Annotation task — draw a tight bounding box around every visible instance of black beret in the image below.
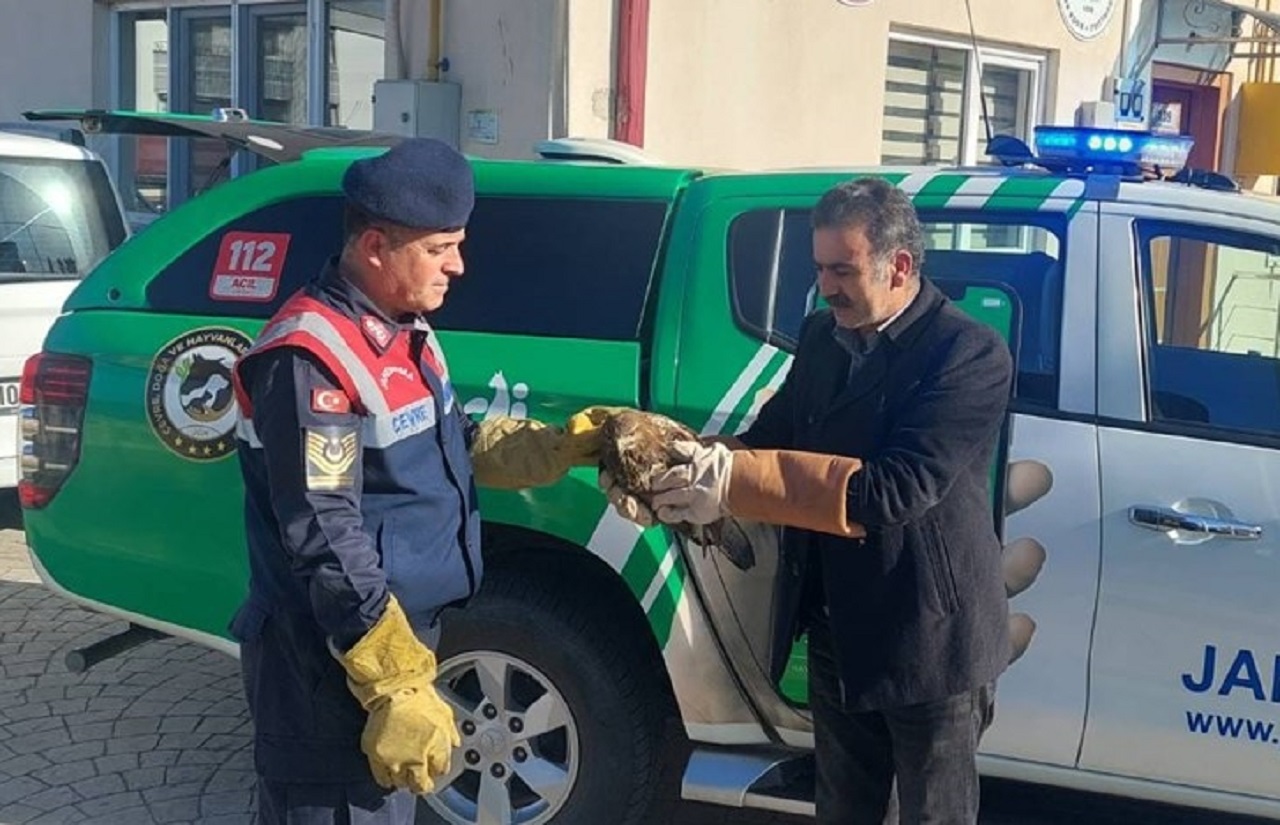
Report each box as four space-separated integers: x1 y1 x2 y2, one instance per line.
341 138 475 230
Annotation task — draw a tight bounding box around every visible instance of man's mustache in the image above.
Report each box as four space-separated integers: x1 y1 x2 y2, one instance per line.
823 293 852 308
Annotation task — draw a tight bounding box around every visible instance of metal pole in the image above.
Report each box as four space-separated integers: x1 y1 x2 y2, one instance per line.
1153 34 1280 43
1120 0 1133 75
307 0 326 126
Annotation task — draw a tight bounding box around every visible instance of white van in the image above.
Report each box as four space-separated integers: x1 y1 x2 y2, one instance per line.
0 130 128 491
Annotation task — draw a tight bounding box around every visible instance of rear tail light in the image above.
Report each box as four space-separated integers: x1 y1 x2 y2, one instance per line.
18 353 92 509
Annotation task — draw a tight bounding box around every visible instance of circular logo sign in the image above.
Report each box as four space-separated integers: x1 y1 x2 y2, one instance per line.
1058 0 1117 40
146 327 252 461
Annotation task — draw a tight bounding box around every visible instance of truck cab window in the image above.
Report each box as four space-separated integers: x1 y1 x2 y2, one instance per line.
1139 221 1280 440
729 208 1065 408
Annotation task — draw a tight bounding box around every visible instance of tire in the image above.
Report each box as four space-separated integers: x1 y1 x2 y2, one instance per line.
417 564 671 825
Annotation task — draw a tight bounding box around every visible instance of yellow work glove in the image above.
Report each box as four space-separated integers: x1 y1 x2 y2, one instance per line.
469 405 631 489
339 595 460 795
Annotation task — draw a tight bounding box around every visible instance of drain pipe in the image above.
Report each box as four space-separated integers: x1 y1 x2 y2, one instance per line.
613 0 650 146
427 0 445 80
386 0 404 79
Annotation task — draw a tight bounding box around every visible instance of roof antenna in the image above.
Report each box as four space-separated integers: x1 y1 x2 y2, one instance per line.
963 0 994 152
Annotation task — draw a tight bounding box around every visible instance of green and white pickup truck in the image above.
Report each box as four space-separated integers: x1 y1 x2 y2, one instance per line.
20 110 1280 824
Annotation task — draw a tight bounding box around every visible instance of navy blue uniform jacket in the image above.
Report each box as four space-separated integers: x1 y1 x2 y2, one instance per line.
228 260 482 783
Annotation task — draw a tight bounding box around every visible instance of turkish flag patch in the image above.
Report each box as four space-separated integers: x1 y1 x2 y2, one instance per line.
311 388 351 414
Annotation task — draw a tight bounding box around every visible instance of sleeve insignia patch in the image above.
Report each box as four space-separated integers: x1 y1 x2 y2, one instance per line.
305 427 359 491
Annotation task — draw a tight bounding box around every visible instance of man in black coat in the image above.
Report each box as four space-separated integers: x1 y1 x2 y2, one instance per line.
605 177 1013 824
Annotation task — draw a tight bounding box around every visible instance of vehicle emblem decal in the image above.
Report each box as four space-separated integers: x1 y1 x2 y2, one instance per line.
145 327 252 461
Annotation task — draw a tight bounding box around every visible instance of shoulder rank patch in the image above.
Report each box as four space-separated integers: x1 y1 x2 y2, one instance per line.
361 315 392 349
305 426 358 491
311 388 351 414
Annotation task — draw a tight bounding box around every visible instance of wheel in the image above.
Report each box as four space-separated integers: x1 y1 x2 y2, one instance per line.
418 566 670 825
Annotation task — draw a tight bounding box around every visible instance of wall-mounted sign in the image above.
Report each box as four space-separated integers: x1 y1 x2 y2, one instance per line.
1113 76 1149 126
466 110 499 145
1058 0 1117 40
1151 101 1184 135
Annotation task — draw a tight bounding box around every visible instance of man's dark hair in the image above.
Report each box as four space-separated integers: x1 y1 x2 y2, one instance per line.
811 177 925 275
343 203 379 246
343 203 462 247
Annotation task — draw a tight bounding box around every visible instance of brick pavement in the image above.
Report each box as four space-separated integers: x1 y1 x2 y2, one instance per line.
0 500 798 825
0 520 255 825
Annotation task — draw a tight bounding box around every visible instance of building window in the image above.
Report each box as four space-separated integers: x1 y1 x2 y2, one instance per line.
115 11 171 224
327 0 385 129
191 18 233 104
110 1 385 217
172 9 234 203
881 35 1043 167
247 6 309 127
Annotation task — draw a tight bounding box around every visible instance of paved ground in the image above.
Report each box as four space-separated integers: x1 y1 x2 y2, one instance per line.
0 517 255 823
0 495 1272 825
0 498 788 825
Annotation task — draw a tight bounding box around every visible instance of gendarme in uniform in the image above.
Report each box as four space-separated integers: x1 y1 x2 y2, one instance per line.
230 138 481 824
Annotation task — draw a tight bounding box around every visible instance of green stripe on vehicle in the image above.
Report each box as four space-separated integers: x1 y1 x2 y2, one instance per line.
700 343 779 436
633 341 784 647
640 540 679 613
1048 179 1089 217
621 529 673 600
943 176 1007 207
645 550 687 647
909 175 971 209
722 347 792 436
875 172 911 187
985 176 1064 209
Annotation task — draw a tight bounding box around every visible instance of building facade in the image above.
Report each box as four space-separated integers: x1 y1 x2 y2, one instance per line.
2 0 1279 226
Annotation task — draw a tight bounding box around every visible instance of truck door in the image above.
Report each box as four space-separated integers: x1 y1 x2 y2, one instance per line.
666 175 1104 765
1080 202 1280 802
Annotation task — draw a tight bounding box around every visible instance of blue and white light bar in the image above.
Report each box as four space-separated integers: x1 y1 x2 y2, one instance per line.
1033 126 1195 172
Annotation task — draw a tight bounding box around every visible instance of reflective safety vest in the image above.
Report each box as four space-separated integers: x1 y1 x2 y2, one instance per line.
232 286 482 631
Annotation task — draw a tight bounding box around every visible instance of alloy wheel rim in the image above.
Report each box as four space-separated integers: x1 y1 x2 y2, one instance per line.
426 651 580 825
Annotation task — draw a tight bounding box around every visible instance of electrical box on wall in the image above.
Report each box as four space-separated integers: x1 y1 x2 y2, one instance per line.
373 80 462 147
1075 100 1117 129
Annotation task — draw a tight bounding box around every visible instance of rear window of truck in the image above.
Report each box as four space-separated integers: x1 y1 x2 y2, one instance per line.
145 194 669 341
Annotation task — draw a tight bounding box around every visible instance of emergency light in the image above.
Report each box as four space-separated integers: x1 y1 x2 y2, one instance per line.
1031 126 1195 174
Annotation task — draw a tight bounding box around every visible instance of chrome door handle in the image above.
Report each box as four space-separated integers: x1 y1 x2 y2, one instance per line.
1129 506 1263 540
